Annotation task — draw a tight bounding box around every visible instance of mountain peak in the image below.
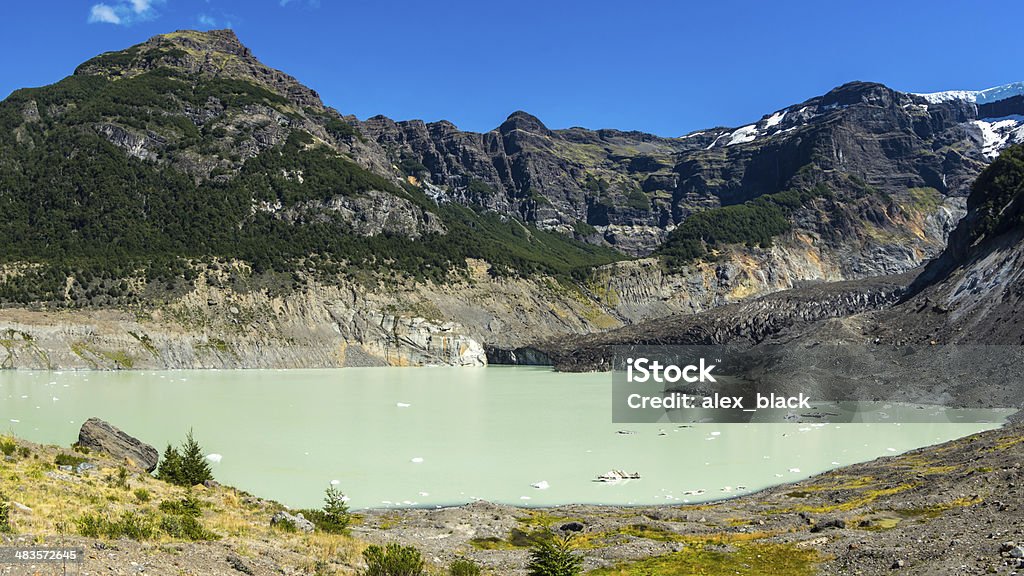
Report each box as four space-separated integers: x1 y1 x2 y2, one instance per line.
499 110 550 135
152 29 251 58
73 28 323 109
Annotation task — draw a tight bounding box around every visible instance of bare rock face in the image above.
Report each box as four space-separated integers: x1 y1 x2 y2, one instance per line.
77 418 159 473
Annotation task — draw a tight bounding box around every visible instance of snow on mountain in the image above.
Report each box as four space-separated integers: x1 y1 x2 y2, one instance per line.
914 82 1024 105
973 116 1024 159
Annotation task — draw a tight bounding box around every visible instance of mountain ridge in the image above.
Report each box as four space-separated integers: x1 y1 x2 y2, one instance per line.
0 28 1018 368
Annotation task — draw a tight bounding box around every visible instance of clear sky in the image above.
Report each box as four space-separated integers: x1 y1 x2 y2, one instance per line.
1 0 1021 136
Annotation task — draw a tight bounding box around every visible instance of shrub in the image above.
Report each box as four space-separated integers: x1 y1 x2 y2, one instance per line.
362 543 425 576
133 488 151 502
526 535 583 576
0 494 11 533
0 437 15 457
158 494 202 517
449 558 481 576
54 453 88 467
156 430 213 487
75 511 156 541
159 513 217 541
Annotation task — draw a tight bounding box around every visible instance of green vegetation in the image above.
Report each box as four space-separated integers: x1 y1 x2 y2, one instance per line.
658 185 830 269
155 431 213 487
76 510 156 540
526 535 583 576
0 493 11 533
296 485 351 534
362 542 426 576
54 453 88 468
587 541 819 576
967 144 1024 243
448 558 482 576
76 496 217 542
0 62 623 303
0 437 16 457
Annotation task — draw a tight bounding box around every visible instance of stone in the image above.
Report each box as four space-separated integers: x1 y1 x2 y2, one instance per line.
76 418 159 473
891 559 905 569
270 511 314 533
560 521 585 532
226 553 254 575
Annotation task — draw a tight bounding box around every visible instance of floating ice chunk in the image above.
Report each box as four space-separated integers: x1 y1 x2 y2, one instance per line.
710 431 721 436
330 480 340 486
52 397 59 402
418 491 429 497
9 419 19 423
789 468 801 473
886 448 897 452
531 480 550 490
396 402 411 408
205 454 222 463
831 461 841 466
520 496 531 500
411 457 424 463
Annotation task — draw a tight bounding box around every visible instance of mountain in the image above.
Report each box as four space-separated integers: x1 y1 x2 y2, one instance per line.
548 145 1024 392
0 28 1020 368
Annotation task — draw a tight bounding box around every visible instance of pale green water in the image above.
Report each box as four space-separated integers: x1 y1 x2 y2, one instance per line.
0 367 1007 510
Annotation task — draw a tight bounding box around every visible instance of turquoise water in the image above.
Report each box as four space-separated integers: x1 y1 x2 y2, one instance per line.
0 367 1006 509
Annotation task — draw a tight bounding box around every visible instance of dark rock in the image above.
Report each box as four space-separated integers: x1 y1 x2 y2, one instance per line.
560 521 585 532
76 418 159 473
226 553 254 575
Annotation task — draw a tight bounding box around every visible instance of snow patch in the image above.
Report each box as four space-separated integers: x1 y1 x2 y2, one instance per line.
726 125 759 146
915 81 1024 105
764 111 786 128
973 116 1024 158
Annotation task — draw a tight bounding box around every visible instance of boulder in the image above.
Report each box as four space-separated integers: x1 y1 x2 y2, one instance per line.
270 511 315 533
76 418 159 473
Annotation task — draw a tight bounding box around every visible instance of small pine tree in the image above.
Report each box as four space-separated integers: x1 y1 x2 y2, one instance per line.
156 444 182 484
526 535 583 576
362 543 425 576
179 430 213 487
321 485 350 534
156 431 213 487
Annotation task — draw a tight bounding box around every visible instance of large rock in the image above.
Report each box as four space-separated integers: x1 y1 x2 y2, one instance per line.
270 511 315 533
77 418 159 472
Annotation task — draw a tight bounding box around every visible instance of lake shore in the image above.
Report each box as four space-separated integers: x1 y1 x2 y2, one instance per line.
3 422 1023 574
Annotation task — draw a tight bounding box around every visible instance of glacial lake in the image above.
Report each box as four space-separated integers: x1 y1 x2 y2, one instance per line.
0 367 1009 510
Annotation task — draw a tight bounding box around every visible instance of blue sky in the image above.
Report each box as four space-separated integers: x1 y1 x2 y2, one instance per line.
1 0 1021 136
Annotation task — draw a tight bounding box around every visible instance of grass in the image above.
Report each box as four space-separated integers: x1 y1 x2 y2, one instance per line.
0 437 364 572
587 541 820 576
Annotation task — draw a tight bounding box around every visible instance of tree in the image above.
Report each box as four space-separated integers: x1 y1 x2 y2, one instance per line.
179 430 213 486
156 444 182 484
362 543 425 576
526 535 583 576
155 430 213 487
320 485 351 534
